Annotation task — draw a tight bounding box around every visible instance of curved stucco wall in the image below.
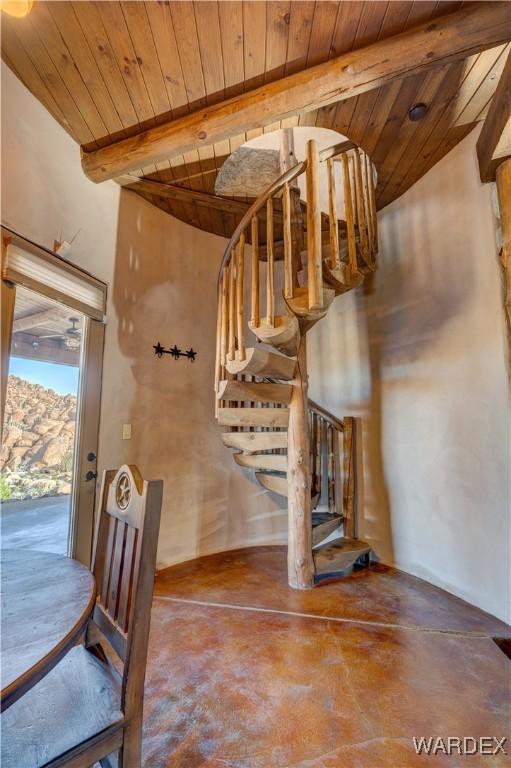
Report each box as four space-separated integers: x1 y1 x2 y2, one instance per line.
308 128 510 623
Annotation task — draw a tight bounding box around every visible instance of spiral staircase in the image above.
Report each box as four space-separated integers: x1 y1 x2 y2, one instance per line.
213 137 378 589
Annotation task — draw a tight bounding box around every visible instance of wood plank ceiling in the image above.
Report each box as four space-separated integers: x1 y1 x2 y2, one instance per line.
2 1 508 240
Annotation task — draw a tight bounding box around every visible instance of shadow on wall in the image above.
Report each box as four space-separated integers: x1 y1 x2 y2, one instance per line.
99 190 287 570
357 185 471 559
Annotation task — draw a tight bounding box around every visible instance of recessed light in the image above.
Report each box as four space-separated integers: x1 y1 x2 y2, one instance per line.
408 103 428 122
0 0 33 17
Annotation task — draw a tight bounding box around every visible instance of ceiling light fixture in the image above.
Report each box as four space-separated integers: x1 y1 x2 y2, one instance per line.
0 1 33 18
408 103 428 122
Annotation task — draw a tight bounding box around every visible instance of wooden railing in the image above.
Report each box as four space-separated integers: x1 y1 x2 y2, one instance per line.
309 403 357 538
214 139 378 396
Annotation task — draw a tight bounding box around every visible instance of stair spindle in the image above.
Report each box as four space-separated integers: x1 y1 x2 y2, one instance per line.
214 283 222 407
341 152 357 277
354 148 370 265
327 424 335 516
250 215 260 327
306 139 323 310
228 252 236 361
266 197 275 327
366 154 378 257
237 231 246 361
327 158 340 271
343 417 355 538
361 152 374 261
283 181 293 299
220 267 228 367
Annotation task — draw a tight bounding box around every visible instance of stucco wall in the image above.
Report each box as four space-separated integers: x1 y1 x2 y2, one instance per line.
1 63 119 285
1 63 287 569
308 128 510 623
99 190 286 569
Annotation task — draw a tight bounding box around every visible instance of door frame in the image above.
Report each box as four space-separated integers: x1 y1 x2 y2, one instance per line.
1 227 107 565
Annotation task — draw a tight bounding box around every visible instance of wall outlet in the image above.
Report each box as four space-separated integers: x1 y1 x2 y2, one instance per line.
122 423 132 440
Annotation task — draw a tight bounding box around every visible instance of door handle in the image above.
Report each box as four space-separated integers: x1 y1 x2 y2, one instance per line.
85 470 98 482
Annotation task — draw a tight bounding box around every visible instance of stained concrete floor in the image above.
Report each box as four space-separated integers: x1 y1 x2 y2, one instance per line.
0 495 69 553
144 546 511 768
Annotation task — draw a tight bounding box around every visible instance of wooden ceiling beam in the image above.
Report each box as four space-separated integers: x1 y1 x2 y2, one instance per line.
477 50 511 182
123 177 283 221
81 3 511 183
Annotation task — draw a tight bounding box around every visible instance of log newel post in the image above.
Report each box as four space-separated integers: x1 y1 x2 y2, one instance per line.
496 158 511 350
287 336 314 589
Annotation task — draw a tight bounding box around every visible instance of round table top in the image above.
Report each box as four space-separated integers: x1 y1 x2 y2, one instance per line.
1 549 96 711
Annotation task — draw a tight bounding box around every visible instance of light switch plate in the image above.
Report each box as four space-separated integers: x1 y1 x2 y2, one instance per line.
122 423 132 440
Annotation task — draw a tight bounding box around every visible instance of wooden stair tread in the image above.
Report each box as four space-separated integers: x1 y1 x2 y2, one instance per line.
217 407 289 428
313 537 371 576
226 347 296 380
218 379 292 405
256 472 288 497
311 516 343 547
286 286 335 316
284 287 336 333
322 263 364 295
222 431 288 452
249 315 300 357
234 453 287 472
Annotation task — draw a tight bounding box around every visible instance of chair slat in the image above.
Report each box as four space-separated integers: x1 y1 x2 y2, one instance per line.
117 526 138 633
108 520 127 621
101 516 118 606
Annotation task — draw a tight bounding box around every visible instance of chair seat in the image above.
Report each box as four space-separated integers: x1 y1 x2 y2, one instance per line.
1 645 123 768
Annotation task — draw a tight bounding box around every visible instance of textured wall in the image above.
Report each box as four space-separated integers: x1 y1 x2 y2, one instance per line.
1 64 287 569
0 63 119 285
308 128 510 623
98 190 287 569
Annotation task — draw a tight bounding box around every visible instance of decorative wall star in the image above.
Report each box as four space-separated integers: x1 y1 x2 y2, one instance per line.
153 343 198 362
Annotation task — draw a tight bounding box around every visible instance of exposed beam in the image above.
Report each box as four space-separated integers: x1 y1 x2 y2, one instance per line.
123 178 258 218
123 177 284 222
81 3 511 183
477 50 511 182
11 332 80 367
12 308 63 334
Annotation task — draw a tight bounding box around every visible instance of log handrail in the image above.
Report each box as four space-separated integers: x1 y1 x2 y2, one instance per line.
216 139 355 290
308 398 346 432
214 136 378 406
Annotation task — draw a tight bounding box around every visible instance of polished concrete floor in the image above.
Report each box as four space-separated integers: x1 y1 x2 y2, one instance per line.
0 496 69 553
144 546 511 768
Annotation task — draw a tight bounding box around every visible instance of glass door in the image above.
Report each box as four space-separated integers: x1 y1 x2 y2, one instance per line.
1 228 106 565
1 286 83 554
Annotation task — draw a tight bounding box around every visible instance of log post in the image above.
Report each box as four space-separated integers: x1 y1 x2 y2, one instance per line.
287 336 314 589
496 158 511 348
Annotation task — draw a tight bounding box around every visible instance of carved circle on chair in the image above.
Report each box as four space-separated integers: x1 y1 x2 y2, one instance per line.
116 472 132 510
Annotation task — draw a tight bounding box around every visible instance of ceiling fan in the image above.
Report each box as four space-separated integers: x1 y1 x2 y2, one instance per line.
39 317 82 350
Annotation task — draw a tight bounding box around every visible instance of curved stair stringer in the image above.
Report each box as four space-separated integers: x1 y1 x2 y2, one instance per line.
214 137 379 587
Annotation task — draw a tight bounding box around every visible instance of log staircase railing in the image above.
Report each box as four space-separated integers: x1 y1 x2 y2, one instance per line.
215 139 378 392
214 136 378 588
309 403 356 540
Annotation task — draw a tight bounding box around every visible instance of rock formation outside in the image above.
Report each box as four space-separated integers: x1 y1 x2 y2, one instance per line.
1 376 76 501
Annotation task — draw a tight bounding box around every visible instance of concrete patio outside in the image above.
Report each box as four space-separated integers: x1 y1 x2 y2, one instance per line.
0 495 70 554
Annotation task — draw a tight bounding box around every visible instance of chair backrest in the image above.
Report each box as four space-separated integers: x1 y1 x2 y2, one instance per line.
88 465 163 717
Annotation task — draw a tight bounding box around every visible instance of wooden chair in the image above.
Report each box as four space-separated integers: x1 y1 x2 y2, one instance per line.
1 465 163 768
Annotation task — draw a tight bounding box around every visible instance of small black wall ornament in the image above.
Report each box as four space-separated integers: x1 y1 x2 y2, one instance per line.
153 342 197 362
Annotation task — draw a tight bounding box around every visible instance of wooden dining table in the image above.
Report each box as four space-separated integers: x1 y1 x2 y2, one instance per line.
0 548 96 711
